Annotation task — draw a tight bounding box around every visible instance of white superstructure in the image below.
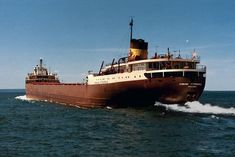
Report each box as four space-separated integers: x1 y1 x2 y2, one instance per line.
87 54 206 85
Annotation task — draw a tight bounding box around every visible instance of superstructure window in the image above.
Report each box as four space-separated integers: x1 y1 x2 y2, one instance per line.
184 72 198 78
199 72 205 78
132 63 146 71
148 61 197 70
164 72 182 77
148 62 159 70
152 72 163 78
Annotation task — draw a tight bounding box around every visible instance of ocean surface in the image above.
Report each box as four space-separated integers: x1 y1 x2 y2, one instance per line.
0 90 235 157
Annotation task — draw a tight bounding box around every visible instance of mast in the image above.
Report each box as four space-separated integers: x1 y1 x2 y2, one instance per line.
39 58 43 68
129 17 133 42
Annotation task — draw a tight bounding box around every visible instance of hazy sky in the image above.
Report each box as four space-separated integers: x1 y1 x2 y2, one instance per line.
0 0 235 90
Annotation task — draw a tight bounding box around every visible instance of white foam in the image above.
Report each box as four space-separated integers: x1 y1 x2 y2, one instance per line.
211 115 220 119
15 95 33 101
155 101 235 115
106 106 112 110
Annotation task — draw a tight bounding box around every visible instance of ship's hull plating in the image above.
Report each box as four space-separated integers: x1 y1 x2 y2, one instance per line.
25 76 206 108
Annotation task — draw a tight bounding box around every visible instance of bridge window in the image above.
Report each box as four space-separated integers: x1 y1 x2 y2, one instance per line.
164 72 183 77
199 72 205 78
184 72 198 78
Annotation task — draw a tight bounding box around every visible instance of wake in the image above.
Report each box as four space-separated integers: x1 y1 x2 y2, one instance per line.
15 95 34 102
15 96 235 115
155 101 235 116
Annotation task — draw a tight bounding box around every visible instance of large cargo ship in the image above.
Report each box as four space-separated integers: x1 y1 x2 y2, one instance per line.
25 19 206 108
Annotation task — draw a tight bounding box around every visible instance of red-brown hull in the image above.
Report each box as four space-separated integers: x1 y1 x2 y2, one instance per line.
25 77 206 108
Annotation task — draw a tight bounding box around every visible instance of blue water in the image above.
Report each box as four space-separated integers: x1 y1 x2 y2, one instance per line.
0 90 235 157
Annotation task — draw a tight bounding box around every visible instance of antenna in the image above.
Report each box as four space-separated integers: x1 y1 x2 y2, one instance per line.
129 17 133 41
